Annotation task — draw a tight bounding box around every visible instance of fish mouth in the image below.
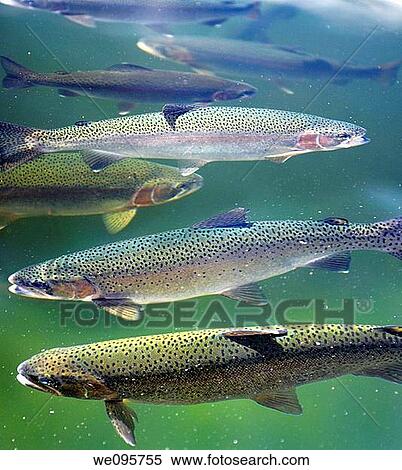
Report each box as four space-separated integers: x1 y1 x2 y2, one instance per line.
346 135 371 147
17 363 62 395
8 282 64 300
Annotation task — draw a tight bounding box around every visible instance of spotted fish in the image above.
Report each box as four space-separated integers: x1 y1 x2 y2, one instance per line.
0 0 260 28
0 104 369 174
0 56 256 115
16 324 402 445
0 152 202 233
8 208 402 320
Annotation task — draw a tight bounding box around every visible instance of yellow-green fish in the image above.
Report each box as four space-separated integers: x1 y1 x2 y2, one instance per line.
0 152 202 233
8 208 402 320
0 104 369 174
16 324 402 446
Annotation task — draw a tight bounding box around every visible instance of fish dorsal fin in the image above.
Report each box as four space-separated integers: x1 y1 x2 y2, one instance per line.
305 251 351 273
117 101 135 116
192 208 251 230
107 63 153 72
103 209 137 234
74 120 91 127
321 217 349 225
81 150 128 172
93 299 143 321
105 400 138 446
64 14 96 28
222 328 287 355
254 388 303 415
221 282 268 306
162 103 201 130
177 159 208 176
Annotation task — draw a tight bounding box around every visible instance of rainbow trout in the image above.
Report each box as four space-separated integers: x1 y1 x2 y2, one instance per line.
16 324 402 445
8 208 402 320
0 105 369 174
0 0 260 27
137 34 402 88
0 56 256 115
0 152 202 233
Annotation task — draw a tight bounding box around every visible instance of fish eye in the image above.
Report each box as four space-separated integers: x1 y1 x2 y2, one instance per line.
337 132 351 139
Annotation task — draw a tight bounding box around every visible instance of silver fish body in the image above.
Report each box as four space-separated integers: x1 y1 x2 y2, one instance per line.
0 0 259 26
8 209 402 320
137 34 402 86
0 56 256 112
0 105 369 173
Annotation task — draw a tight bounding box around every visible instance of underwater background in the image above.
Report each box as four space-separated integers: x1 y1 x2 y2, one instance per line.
0 1 402 450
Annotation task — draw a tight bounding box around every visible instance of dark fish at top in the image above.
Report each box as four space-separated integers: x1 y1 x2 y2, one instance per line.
137 34 402 90
16 324 402 446
0 56 256 115
0 0 260 28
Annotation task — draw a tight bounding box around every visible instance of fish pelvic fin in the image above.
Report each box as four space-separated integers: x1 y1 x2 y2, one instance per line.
254 388 303 415
105 399 138 447
102 209 137 234
1 56 35 89
0 121 41 171
93 298 144 322
376 59 402 86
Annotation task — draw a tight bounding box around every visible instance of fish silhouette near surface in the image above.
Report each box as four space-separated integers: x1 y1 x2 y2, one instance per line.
0 152 202 233
16 324 402 446
0 56 256 115
0 104 369 174
0 0 260 28
8 208 402 321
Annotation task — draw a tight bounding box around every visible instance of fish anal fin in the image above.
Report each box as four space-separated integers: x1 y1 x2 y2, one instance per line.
177 159 208 176
305 252 351 273
64 14 96 28
102 209 137 234
221 282 267 306
354 364 402 384
162 103 201 130
105 399 138 447
222 327 287 355
93 299 143 321
254 388 303 415
81 150 128 172
192 208 251 229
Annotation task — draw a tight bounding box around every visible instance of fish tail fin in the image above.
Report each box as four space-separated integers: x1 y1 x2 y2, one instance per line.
376 59 402 86
1 56 35 89
0 121 41 171
371 216 402 260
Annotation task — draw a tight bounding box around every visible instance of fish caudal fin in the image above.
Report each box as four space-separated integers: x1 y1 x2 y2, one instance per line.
0 121 41 171
376 60 402 86
1 56 34 89
105 400 138 446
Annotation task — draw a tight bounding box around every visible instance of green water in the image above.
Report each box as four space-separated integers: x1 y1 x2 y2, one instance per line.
0 4 401 451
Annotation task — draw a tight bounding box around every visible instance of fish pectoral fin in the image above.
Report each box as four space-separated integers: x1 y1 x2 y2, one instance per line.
81 150 128 172
93 299 143 321
254 388 303 415
192 207 251 229
63 14 96 28
177 159 208 176
222 328 287 355
221 282 268 306
117 102 136 116
162 103 202 130
105 399 138 447
103 209 137 234
58 89 81 98
304 251 351 273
